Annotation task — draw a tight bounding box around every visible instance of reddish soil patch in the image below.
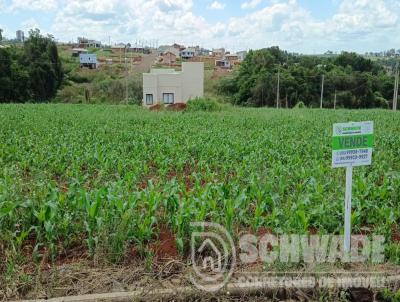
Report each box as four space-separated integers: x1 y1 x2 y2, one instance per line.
256 227 273 237
308 226 318 235
138 180 148 190
150 227 178 260
149 104 162 111
167 169 177 181
167 103 187 111
392 224 400 243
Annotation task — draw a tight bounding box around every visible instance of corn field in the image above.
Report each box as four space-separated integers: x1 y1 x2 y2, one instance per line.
0 104 399 270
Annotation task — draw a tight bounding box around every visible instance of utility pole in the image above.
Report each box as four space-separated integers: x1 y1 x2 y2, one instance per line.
276 67 280 109
320 74 325 109
393 62 399 111
334 89 337 110
125 46 128 105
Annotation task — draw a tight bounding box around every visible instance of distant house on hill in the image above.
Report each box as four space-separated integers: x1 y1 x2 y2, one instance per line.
173 43 185 51
197 47 212 56
162 51 177 65
112 43 150 54
225 54 239 62
79 53 98 69
72 48 88 57
111 43 127 53
237 50 247 61
180 48 196 60
142 62 204 107
158 46 180 57
215 59 230 69
212 48 225 58
77 37 101 48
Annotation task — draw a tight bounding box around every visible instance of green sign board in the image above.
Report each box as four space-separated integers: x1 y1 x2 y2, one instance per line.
332 121 374 168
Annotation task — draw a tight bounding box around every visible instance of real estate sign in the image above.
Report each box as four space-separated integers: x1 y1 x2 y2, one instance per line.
332 121 374 168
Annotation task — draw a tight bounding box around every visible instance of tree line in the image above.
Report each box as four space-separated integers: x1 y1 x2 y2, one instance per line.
0 29 63 103
219 47 397 109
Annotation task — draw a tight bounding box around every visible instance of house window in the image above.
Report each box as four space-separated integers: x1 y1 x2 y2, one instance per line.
163 93 174 104
145 94 153 105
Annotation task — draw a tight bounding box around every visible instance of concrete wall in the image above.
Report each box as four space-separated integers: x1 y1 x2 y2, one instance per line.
142 62 204 107
181 62 204 102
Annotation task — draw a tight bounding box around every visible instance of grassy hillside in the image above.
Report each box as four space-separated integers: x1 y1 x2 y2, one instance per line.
56 45 144 104
56 46 225 104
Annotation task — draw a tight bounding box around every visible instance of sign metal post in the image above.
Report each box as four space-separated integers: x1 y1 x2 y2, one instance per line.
344 164 353 252
332 121 374 253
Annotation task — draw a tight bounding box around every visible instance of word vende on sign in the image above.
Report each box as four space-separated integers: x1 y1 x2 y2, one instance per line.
332 121 374 168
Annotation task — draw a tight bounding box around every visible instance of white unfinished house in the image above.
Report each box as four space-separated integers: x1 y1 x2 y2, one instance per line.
143 62 204 107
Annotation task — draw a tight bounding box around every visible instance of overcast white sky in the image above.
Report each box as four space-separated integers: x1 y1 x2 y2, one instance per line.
0 0 399 54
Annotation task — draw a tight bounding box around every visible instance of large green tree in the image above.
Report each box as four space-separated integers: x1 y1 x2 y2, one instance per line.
0 29 63 103
219 47 394 109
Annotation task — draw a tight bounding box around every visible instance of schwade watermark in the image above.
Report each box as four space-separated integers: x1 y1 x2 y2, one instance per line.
190 222 236 292
190 222 386 292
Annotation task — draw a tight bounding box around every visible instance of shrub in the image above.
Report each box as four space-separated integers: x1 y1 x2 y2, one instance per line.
54 85 82 103
186 97 221 112
293 101 306 109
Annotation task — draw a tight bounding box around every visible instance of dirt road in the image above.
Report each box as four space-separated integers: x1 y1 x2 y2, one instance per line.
134 52 157 73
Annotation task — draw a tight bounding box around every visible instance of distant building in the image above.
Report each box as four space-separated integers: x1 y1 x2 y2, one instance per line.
197 47 212 56
77 37 101 48
212 48 225 58
215 59 231 69
180 47 196 60
225 54 239 61
143 62 204 107
79 53 98 69
16 30 24 42
112 44 150 54
158 45 180 57
173 43 185 51
237 50 247 61
111 43 128 53
72 48 88 57
162 51 177 65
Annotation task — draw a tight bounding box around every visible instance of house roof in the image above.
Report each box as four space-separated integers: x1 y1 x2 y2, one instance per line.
181 47 195 52
112 43 126 48
163 51 176 56
72 48 88 52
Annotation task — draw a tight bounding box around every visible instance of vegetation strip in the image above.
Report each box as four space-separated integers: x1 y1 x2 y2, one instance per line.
11 274 400 302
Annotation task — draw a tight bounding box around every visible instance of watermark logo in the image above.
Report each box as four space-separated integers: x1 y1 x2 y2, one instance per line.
190 222 236 292
190 222 385 292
